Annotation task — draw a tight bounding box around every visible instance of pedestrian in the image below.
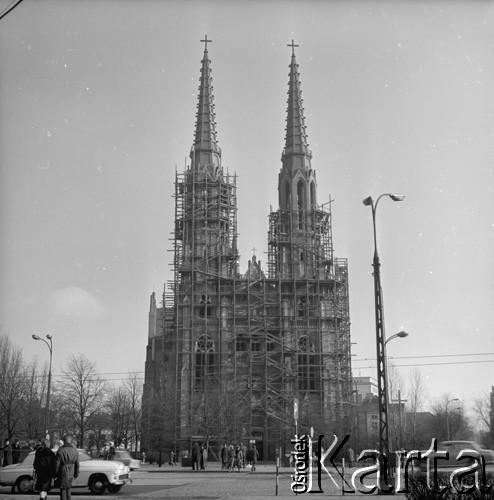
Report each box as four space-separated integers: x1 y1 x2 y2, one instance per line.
2 438 11 467
220 443 228 470
169 450 175 465
347 446 355 468
33 438 56 500
200 445 208 469
248 444 259 472
12 438 21 464
55 434 79 500
191 442 201 471
108 442 115 460
234 445 243 472
242 443 247 468
227 444 235 472
52 439 64 453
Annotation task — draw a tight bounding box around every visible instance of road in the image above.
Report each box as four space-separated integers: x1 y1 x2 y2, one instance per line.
0 463 411 499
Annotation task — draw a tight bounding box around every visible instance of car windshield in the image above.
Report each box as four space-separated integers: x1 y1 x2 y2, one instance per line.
78 451 92 462
23 453 35 466
115 451 131 458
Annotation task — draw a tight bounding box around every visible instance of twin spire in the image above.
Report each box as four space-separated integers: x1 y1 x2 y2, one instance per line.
191 35 221 171
192 36 312 171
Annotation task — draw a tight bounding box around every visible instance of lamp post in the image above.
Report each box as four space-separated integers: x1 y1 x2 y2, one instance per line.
446 398 459 440
32 334 53 437
385 331 409 451
363 192 405 487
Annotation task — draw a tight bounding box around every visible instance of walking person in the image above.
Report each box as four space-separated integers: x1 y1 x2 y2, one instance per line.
55 435 79 500
2 438 11 467
249 444 259 472
347 446 355 468
200 445 208 469
191 442 201 471
234 445 244 472
220 443 228 470
12 438 21 464
33 438 56 500
227 445 235 472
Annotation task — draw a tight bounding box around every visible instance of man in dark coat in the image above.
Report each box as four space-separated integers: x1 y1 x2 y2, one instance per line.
220 444 228 470
34 438 56 499
55 435 79 500
191 442 201 471
11 439 21 464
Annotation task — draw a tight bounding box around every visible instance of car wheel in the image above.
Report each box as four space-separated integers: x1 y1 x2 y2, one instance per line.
16 476 34 494
108 484 122 493
89 474 108 495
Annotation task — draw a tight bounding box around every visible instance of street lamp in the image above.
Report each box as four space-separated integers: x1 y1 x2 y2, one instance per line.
385 331 409 452
446 398 459 440
363 192 405 488
385 330 409 345
32 334 53 438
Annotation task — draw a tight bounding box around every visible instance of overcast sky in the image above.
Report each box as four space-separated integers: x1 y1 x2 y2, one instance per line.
1 0 493 421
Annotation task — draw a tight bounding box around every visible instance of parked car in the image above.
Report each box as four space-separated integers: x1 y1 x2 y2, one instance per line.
112 450 141 470
0 449 131 494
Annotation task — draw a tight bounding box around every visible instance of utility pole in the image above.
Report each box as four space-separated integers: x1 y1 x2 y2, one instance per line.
391 390 407 450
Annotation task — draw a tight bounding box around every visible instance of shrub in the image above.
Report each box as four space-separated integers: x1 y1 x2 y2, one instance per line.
405 472 494 500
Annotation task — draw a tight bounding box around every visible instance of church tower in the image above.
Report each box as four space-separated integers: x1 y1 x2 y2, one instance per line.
142 39 352 461
267 41 351 431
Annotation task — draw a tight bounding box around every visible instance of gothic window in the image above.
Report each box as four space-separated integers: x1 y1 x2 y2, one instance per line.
285 181 291 210
310 181 316 207
297 335 318 393
297 180 305 229
199 294 212 317
297 296 307 317
195 334 216 387
236 337 248 352
252 340 261 352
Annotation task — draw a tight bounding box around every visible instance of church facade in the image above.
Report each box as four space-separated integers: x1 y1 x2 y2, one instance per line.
142 40 352 461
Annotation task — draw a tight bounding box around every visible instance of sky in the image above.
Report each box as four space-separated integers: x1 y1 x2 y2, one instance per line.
0 0 493 423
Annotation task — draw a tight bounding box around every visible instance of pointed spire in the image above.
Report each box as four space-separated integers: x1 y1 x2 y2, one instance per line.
191 35 221 171
283 40 312 166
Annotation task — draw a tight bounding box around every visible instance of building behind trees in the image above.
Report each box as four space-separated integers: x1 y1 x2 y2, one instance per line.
142 40 352 461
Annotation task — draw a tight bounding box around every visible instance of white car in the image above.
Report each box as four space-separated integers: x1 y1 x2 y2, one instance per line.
0 449 131 494
112 450 141 470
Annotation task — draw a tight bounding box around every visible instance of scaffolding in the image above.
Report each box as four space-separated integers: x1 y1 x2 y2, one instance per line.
139 161 352 461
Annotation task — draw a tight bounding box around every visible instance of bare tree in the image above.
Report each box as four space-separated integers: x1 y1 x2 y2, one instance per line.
60 354 106 448
124 370 143 453
430 393 471 441
0 334 28 439
472 392 493 447
106 385 132 448
387 362 405 450
21 358 47 439
406 368 428 448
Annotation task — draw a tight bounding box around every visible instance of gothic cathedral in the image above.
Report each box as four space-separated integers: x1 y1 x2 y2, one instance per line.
142 39 352 461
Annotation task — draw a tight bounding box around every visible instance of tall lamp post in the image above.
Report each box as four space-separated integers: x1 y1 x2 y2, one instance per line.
363 192 405 486
32 334 53 438
446 398 459 440
385 330 409 451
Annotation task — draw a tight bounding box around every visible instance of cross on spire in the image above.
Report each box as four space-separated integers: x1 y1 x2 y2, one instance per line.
201 35 212 51
287 39 299 55
252 247 257 255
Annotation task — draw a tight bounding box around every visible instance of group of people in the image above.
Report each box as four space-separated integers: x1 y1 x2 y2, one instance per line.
2 438 21 466
220 443 259 472
190 442 208 470
32 435 80 500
